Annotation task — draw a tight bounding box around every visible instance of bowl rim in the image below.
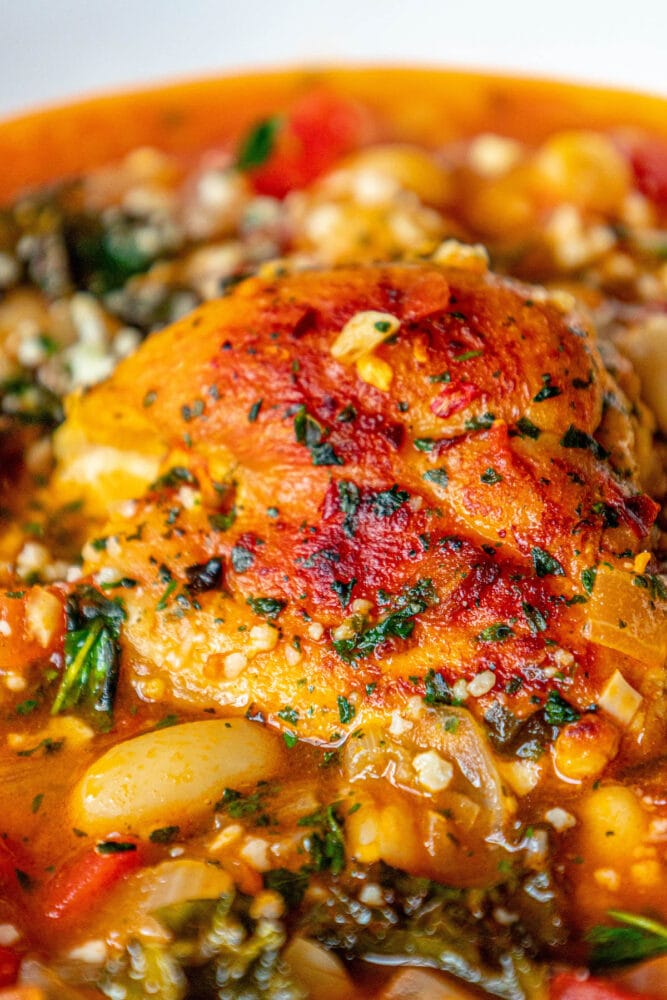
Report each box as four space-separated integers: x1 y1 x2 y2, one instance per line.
2 62 667 202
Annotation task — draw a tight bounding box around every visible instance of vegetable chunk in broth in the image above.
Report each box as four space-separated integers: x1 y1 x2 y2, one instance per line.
0 69 666 1000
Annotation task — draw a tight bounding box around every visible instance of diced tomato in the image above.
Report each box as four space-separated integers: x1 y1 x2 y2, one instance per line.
430 380 480 418
40 839 143 925
0 946 20 988
551 971 659 1000
623 134 667 206
245 88 376 198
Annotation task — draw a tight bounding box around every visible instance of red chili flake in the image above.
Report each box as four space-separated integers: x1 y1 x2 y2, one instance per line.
430 381 480 418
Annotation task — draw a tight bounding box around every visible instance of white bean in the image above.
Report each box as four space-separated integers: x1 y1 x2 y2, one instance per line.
72 718 283 837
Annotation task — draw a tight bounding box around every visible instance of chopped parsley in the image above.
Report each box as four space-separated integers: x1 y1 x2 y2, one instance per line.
413 437 437 452
477 623 514 643
480 467 503 484
337 480 360 537
514 416 542 440
247 399 263 423
423 669 453 706
371 485 409 517
337 695 356 724
464 412 495 431
52 585 125 721
231 544 254 573
331 578 356 608
581 566 598 595
544 690 580 726
333 578 438 662
297 803 346 875
294 405 343 466
237 116 283 171
560 425 610 461
533 374 562 402
247 596 286 620
423 468 449 487
531 547 565 578
149 826 181 844
589 910 667 969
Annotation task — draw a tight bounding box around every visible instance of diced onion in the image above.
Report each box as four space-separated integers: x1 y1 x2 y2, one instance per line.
586 565 667 668
330 310 400 363
598 669 643 727
135 858 232 913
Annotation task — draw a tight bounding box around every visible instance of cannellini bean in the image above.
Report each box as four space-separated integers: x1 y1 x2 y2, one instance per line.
284 937 354 1000
381 966 479 999
578 784 648 867
71 718 283 837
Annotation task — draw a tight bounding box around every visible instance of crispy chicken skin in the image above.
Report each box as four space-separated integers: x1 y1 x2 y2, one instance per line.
47 261 662 741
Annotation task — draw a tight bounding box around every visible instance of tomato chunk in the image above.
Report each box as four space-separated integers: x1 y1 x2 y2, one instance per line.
623 134 667 206
243 88 376 197
0 946 20 988
551 971 659 1000
40 839 143 925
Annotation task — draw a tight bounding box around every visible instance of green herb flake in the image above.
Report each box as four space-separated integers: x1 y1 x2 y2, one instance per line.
297 803 346 875
515 416 542 440
371 484 409 517
423 468 449 487
531 547 565 578
52 585 125 721
413 438 436 453
477 623 514 643
423 669 452 706
560 425 610 461
231 544 254 573
237 115 283 171
452 349 483 362
589 910 667 969
149 826 180 844
331 578 356 609
247 399 263 423
464 412 495 431
247 595 286 620
480 467 503 485
337 695 356 724
581 566 598 595
533 374 562 402
544 690 580 727
263 867 310 909
96 841 137 855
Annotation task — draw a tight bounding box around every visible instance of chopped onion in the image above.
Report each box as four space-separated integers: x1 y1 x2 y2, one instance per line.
586 565 667 668
330 310 400 363
136 859 233 914
598 669 643 726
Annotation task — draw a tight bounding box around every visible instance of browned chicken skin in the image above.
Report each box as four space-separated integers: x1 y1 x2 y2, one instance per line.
42 259 663 748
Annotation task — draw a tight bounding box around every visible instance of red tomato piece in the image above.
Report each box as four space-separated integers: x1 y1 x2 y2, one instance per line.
0 946 20 988
430 380 480 418
624 135 667 206
551 971 659 1000
246 88 376 198
41 840 143 924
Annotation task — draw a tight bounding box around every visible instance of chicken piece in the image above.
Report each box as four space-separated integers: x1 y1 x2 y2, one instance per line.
45 261 662 742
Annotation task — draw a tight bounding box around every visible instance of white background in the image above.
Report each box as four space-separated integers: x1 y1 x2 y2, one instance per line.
1 0 666 119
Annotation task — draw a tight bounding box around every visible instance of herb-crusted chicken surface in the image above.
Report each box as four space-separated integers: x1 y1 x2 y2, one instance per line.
46 258 662 745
